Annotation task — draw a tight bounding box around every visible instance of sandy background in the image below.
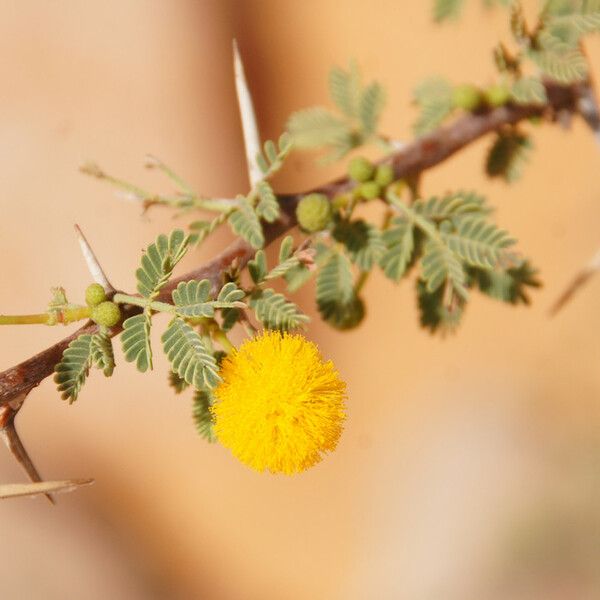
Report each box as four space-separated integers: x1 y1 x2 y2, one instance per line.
1 1 600 598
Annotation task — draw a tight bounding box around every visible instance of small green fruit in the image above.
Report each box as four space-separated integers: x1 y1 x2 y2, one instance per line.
331 194 349 212
85 283 107 307
91 301 121 328
452 84 482 111
296 193 332 232
374 164 395 187
484 83 511 108
348 156 375 182
359 181 382 200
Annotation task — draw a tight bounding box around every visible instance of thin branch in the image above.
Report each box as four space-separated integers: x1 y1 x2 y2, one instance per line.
0 79 590 410
233 39 263 188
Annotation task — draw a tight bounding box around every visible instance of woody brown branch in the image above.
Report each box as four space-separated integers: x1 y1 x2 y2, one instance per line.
0 79 588 408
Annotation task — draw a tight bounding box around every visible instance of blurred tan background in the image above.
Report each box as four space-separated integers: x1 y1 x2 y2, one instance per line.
1 1 600 599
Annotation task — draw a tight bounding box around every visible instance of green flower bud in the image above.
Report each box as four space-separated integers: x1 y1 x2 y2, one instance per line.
452 84 482 111
374 164 395 187
484 83 511 108
85 283 107 307
91 301 122 328
296 193 332 232
331 194 349 212
359 181 382 200
348 156 375 182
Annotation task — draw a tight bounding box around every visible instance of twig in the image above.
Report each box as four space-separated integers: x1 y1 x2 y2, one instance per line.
0 478 93 499
0 79 591 412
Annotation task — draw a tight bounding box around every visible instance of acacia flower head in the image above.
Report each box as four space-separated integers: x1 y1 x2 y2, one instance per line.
211 330 346 474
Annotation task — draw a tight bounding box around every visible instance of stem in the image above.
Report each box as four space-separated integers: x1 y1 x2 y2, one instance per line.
0 306 91 326
112 293 176 314
355 271 370 294
213 329 236 354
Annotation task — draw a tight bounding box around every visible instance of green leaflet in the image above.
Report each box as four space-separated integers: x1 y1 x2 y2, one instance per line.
333 219 385 271
228 199 264 249
412 77 454 136
136 229 189 299
421 238 468 299
54 334 93 403
380 218 415 282
510 77 548 105
486 130 532 182
417 280 465 335
168 370 189 394
255 181 280 223
316 250 364 329
250 289 309 331
255 133 292 179
162 319 221 390
286 107 353 150
192 389 217 443
441 217 515 269
121 314 153 372
171 280 244 319
433 0 465 22
414 191 489 221
90 330 115 377
359 82 385 137
470 261 541 304
529 33 588 83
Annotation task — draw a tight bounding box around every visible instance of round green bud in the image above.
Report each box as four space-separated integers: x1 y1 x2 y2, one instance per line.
452 84 482 111
374 164 395 187
85 283 107 307
359 181 382 201
348 156 375 182
296 193 332 232
331 194 349 212
91 301 122 328
484 83 511 108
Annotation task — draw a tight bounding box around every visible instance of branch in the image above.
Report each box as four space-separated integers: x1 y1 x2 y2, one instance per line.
0 80 589 409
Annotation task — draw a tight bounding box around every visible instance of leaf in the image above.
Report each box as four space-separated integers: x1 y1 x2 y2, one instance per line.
248 249 268 284
221 307 241 332
380 218 415 282
333 219 385 271
329 63 361 117
414 191 489 221
417 280 465 335
316 250 359 325
359 82 385 136
54 334 93 403
192 389 217 443
228 199 264 249
486 130 532 182
90 330 115 376
255 133 293 178
136 229 189 299
412 77 454 136
511 77 548 105
284 264 314 293
286 107 353 149
255 181 280 223
442 217 516 269
121 313 153 372
470 260 541 304
168 370 189 394
162 319 221 390
217 282 245 304
529 33 588 83
420 238 468 299
279 236 294 262
249 289 309 331
433 0 465 22
172 279 213 317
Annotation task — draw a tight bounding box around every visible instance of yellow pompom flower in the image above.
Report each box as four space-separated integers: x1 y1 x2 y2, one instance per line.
212 330 346 474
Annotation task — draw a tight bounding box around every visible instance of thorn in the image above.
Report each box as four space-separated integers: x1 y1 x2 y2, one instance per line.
233 39 262 188
0 406 54 504
550 248 600 316
74 225 115 292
